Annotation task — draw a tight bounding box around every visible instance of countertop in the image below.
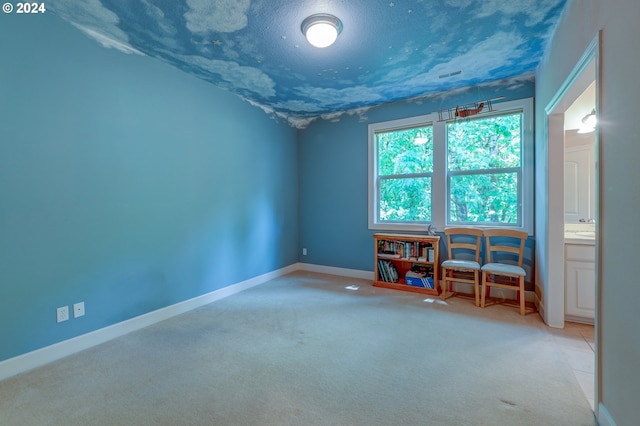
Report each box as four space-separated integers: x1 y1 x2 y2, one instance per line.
565 231 595 245
564 223 596 245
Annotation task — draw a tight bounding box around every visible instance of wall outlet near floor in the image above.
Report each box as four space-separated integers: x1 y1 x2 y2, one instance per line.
73 302 85 318
302 248 307 255
56 306 69 323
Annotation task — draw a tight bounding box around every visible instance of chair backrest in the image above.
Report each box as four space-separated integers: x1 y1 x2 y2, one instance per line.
483 228 528 267
444 227 484 263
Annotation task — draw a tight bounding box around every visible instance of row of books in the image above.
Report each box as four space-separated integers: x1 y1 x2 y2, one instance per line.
377 261 435 288
378 244 435 262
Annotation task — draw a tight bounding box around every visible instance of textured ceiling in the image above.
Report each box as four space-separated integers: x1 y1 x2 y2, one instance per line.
50 0 567 127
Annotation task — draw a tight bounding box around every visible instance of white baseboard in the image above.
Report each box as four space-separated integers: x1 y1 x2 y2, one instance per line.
535 295 553 327
565 314 594 325
598 402 617 426
0 264 299 382
298 263 374 280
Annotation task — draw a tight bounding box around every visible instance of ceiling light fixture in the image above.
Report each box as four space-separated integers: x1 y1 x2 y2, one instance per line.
578 109 597 134
301 14 342 48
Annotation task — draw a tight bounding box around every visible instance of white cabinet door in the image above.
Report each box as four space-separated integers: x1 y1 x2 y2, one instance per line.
565 259 595 319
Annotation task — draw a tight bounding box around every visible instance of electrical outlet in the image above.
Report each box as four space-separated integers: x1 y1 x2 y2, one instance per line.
73 302 85 318
56 306 69 323
302 248 307 255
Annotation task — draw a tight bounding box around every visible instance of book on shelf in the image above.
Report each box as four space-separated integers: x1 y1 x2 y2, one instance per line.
406 264 435 288
405 275 435 289
378 252 401 259
377 259 388 282
377 259 398 283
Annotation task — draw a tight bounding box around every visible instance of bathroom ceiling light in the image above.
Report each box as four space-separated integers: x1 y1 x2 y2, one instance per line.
578 109 597 134
301 14 342 48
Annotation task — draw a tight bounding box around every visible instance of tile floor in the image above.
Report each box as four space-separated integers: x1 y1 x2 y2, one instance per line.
548 321 595 410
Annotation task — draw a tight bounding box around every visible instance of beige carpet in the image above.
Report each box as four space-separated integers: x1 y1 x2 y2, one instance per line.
0 271 596 425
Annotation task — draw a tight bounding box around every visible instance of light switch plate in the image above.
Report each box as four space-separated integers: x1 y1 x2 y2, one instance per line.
56 306 69 323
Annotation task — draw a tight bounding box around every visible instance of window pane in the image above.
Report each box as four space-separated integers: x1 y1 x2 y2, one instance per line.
447 113 521 171
377 126 433 175
380 177 431 221
449 173 518 223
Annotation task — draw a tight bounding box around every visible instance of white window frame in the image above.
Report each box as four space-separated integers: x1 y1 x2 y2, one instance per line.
368 98 534 234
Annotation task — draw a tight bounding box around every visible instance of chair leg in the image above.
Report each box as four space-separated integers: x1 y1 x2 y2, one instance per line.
473 270 480 307
440 269 448 300
519 276 525 316
480 271 487 308
447 271 452 299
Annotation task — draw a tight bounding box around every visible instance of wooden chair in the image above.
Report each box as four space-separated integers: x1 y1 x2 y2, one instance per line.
441 227 484 306
480 228 529 315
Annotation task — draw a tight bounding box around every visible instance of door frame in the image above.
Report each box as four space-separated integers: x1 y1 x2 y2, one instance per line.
543 30 601 413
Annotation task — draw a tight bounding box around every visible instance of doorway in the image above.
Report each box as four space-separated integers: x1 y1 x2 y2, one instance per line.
544 33 600 411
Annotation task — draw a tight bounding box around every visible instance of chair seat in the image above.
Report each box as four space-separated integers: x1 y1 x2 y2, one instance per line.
481 263 526 277
442 259 480 271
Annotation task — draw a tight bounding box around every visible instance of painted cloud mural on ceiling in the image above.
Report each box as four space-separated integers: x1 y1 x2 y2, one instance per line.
49 0 567 126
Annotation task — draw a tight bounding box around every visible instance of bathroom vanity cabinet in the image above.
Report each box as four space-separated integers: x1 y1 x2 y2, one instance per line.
565 241 595 322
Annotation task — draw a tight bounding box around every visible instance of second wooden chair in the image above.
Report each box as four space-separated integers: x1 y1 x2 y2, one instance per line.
480 228 529 315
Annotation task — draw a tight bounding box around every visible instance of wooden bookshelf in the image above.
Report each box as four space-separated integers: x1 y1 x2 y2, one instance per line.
373 233 440 296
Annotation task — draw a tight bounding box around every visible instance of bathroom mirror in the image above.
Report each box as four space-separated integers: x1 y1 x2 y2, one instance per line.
564 82 596 223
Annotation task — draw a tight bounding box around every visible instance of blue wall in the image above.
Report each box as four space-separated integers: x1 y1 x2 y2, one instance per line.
0 14 298 361
0 13 537 363
298 82 535 273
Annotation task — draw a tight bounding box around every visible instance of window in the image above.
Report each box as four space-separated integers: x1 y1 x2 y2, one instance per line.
368 98 533 233
376 125 433 222
447 113 522 225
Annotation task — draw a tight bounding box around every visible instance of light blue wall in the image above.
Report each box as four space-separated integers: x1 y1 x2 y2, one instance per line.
298 83 535 273
0 14 298 361
536 1 640 423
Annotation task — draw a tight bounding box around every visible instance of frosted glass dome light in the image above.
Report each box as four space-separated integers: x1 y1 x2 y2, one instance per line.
578 109 597 134
302 14 343 48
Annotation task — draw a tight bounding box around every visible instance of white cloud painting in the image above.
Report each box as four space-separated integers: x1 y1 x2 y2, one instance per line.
48 0 567 124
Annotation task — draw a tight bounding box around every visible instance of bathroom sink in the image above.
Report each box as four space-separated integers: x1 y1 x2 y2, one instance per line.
575 231 596 238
